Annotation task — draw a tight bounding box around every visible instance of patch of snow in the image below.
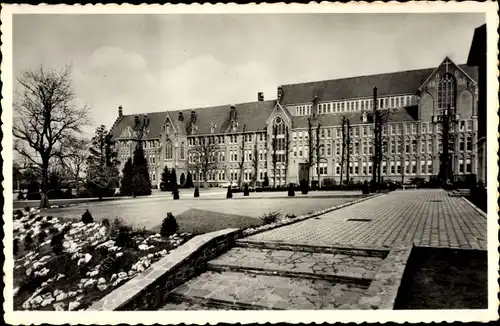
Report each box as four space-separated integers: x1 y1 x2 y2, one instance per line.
56 292 68 301
68 301 80 311
116 252 123 258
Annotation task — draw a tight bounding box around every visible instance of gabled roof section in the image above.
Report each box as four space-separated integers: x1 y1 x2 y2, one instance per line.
110 100 277 140
281 63 479 106
267 102 293 125
419 57 477 90
467 24 486 66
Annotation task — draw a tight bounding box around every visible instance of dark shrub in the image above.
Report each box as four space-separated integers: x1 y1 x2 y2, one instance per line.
160 212 179 237
322 178 336 188
180 173 186 187
185 172 194 188
26 181 40 200
24 233 33 251
17 192 25 200
40 221 51 229
81 209 93 224
226 186 233 199
288 184 295 197
38 231 47 244
311 180 318 191
243 184 250 196
194 186 200 198
102 218 110 229
256 187 263 193
50 232 65 255
261 211 280 224
14 209 24 219
14 238 20 255
300 179 309 195
48 227 58 235
34 215 43 222
115 226 135 248
285 214 297 219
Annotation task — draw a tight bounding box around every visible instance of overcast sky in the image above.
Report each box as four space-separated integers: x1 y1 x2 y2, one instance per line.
13 13 485 131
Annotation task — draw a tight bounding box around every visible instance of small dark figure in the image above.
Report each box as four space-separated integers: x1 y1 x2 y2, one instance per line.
172 184 180 200
288 184 295 197
243 184 250 196
300 179 309 195
81 209 93 224
194 186 200 198
226 186 233 199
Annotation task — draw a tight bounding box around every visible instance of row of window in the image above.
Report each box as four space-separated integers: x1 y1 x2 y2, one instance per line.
295 95 418 116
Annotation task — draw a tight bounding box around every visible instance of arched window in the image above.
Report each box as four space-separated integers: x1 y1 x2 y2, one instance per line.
438 73 456 110
272 117 286 162
180 142 185 160
165 140 173 160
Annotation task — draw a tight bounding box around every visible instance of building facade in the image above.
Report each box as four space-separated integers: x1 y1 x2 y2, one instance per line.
110 57 480 188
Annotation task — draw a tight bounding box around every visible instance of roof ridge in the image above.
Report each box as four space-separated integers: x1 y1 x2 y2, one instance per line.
281 64 468 87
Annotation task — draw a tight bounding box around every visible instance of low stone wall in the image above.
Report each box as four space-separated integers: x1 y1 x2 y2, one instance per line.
358 244 413 310
87 228 241 311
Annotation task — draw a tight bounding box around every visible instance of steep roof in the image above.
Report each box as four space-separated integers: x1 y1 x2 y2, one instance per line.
291 106 419 129
281 65 478 105
467 24 487 66
111 100 277 140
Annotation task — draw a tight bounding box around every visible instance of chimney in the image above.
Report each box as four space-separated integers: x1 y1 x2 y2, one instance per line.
190 110 197 124
229 105 236 120
178 112 184 121
258 92 264 102
118 105 123 118
277 86 283 102
143 114 149 128
134 115 140 126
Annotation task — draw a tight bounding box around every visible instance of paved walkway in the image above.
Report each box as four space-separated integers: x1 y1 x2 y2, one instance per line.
247 189 487 250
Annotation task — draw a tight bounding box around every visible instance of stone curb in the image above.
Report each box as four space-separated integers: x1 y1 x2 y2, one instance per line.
87 228 240 311
461 196 488 219
242 192 385 237
358 244 413 310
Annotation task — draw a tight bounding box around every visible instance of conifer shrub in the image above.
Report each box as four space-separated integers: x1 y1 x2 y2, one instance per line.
160 213 179 237
226 186 233 199
14 209 24 219
194 186 200 198
288 184 295 197
243 183 250 196
185 172 194 188
81 209 93 224
17 192 25 200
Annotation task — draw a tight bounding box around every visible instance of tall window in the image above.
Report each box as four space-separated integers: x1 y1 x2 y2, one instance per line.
180 142 185 160
438 73 456 110
165 140 173 160
272 117 286 163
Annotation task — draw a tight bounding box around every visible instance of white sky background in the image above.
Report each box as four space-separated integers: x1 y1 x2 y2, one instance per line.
13 13 485 134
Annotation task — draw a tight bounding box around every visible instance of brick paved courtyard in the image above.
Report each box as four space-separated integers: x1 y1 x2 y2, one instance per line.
247 189 487 250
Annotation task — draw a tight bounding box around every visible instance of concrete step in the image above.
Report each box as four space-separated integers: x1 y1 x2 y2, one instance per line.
236 239 389 258
167 270 368 310
208 247 383 284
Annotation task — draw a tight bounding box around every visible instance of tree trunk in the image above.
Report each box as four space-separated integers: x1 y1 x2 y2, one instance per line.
40 161 49 208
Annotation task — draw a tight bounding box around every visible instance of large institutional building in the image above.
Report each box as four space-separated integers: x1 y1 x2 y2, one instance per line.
110 57 481 189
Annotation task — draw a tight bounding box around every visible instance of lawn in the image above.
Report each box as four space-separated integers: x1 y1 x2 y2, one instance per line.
394 247 488 309
13 208 192 311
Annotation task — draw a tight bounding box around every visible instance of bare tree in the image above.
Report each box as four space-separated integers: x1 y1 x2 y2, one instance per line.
314 122 328 188
284 126 291 187
304 118 315 185
237 125 247 188
371 87 392 188
188 136 220 188
61 137 89 197
251 137 259 188
13 65 90 208
343 117 352 184
438 104 456 184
